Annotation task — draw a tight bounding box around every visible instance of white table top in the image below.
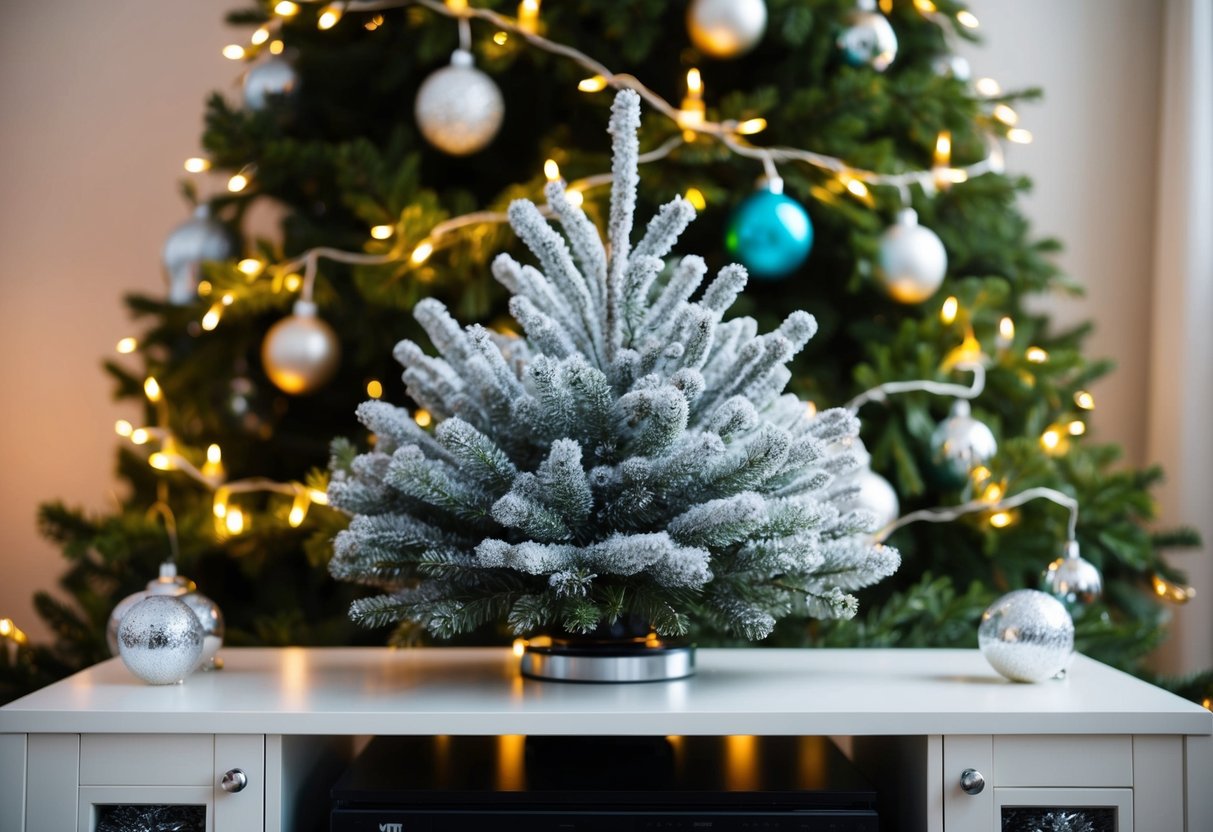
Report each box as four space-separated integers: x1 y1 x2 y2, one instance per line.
1 647 1209 737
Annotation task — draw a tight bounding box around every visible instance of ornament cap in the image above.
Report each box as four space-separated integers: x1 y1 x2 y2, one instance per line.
949 398 971 418
450 48 474 68
159 562 178 580
896 207 919 227
758 175 785 195
192 204 211 219
856 0 878 10
1065 539 1081 560
292 299 319 318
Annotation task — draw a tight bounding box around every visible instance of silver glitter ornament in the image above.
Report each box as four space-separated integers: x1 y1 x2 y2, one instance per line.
687 0 768 59
162 205 236 305
877 208 948 303
179 590 224 670
414 49 504 156
837 1 898 72
1042 540 1103 610
243 56 299 111
930 399 996 484
262 299 341 394
117 596 204 685
979 589 1074 683
106 562 194 655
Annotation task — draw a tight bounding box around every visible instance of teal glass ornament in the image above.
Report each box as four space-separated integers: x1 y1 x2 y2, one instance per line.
724 180 813 279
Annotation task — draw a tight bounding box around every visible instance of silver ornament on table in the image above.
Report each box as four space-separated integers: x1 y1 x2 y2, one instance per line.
243 55 299 111
876 208 948 303
162 205 237 305
107 562 225 670
117 596 204 685
978 589 1074 683
837 0 898 72
262 299 341 394
1042 540 1103 611
687 0 768 59
833 440 900 529
414 49 504 156
929 399 997 484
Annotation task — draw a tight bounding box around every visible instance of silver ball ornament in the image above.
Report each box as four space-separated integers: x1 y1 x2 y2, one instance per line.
243 56 299 111
930 399 997 484
414 49 504 156
106 562 195 655
877 208 948 303
262 300 341 395
979 589 1075 683
1042 541 1103 610
117 596 204 685
178 591 225 670
837 5 898 72
687 0 768 59
162 206 236 305
834 443 900 530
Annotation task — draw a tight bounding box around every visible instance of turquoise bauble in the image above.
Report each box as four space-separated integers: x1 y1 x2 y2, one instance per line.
724 186 813 279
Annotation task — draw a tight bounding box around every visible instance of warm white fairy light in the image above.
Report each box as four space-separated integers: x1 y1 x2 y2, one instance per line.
130 428 152 445
411 240 434 264
366 379 384 398
492 30 508 44
251 26 271 45
116 336 138 354
183 157 211 173
975 77 1002 97
736 118 767 136
939 295 959 325
201 303 223 331
578 75 608 92
1074 390 1095 410
228 172 250 193
998 316 1015 345
318 4 344 29
115 419 134 438
225 506 246 535
414 408 433 427
370 224 394 240
222 44 247 61
269 40 286 55
684 187 706 211
956 10 979 29
144 376 163 402
237 258 264 276
679 68 706 133
517 0 540 33
1007 128 1033 144
274 1 300 17
565 188 584 207
1026 346 1048 363
992 104 1019 126
543 158 561 182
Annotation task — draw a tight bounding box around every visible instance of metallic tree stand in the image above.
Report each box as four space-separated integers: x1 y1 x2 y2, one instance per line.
519 640 695 683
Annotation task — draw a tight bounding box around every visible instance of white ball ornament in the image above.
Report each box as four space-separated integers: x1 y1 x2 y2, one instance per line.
262 300 341 395
833 442 900 529
979 589 1075 683
877 208 948 303
929 399 997 485
837 1 898 72
687 0 768 59
243 56 299 111
162 206 237 305
118 596 204 685
415 49 504 156
1042 541 1103 611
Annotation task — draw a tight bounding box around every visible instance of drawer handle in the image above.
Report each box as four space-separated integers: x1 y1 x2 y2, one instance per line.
959 768 985 796
220 768 248 793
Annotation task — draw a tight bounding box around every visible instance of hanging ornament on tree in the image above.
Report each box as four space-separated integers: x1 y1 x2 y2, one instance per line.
686 0 768 59
876 208 948 303
979 589 1075 683
837 0 898 72
162 205 237 305
243 55 299 111
262 299 341 394
117 596 204 685
929 399 997 486
724 177 813 280
414 49 504 156
107 562 226 670
931 54 972 82
1042 540 1103 611
833 441 900 529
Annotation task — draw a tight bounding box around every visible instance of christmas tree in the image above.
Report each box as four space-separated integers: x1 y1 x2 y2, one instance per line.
3 0 1206 702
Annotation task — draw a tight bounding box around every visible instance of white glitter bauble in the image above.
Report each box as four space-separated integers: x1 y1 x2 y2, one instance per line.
162 205 236 305
687 0 768 59
262 300 341 394
877 208 948 303
837 4 898 72
118 596 204 685
929 399 997 484
243 56 299 111
979 589 1075 683
414 49 504 156
1042 541 1103 610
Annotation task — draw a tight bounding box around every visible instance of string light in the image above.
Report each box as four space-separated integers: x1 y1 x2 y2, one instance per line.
544 158 561 182
1040 426 1065 454
370 224 394 240
201 303 223 331
144 376 163 402
366 14 385 30
1007 128 1034 144
684 188 706 211
197 280 212 296
228 171 251 193
565 188 584 207
366 379 384 398
1026 346 1049 363
940 296 959 325
288 488 310 527
115 420 134 438
251 26 271 45
578 75 608 92
975 77 1002 97
0 618 27 645
308 488 329 506
130 428 152 445
414 408 433 427
183 157 211 173
988 510 1014 528
116 337 138 354
736 118 767 136
149 452 175 471
679 68 706 135
1074 390 1095 410
238 258 264 277
956 10 980 29
914 0 937 12
222 44 247 61
992 104 1019 126
213 487 230 519
274 1 300 16
269 40 286 55
492 30 508 45
284 273 303 292
317 4 344 29
1067 420 1086 436
225 506 246 535
934 131 952 167
517 0 540 33
1152 574 1197 604
997 316 1015 347
411 240 435 264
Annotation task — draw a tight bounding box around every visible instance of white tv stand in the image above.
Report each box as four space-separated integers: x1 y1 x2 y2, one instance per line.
1 647 1209 831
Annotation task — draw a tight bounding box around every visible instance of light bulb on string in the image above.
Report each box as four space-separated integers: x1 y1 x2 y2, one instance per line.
116 337 138 354
684 188 706 211
251 26 270 45
202 444 224 480
370 225 394 240
317 4 343 30
679 69 706 136
939 295 959 325
288 488 310 527
183 157 211 173
997 316 1015 349
578 75 608 93
956 10 979 29
1074 390 1095 410
222 44 246 61
517 0 541 33
411 240 435 264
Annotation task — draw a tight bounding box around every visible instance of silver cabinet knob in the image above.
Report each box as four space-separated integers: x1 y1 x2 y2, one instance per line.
959 768 985 795
220 768 248 793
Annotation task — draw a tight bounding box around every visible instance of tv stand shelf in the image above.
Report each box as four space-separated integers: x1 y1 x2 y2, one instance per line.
2 647 1209 831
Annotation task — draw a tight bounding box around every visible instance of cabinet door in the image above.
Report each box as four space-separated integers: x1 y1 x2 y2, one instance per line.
214 734 264 830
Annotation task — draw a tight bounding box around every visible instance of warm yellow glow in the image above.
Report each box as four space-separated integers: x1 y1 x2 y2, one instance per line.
684 187 706 211
940 295 959 325
517 0 540 33
1040 427 1062 452
1007 128 1034 144
975 77 1002 97
269 40 285 55
114 420 133 438
495 735 526 791
251 26 271 45
544 158 561 182
939 168 968 184
198 280 213 296
957 10 980 29
943 330 983 371
804 400 817 419
183 157 211 173
493 30 509 45
566 189 584 207
736 117 767 135
0 618 27 645
225 506 246 535
1068 420 1086 436
116 336 138 354
914 0 937 12
228 172 250 192
308 487 329 506
934 131 952 166
1203 697 1212 712
879 0 893 11
998 316 1015 344
512 638 527 657
1152 574 1197 604
130 428 151 445
1026 346 1048 363
842 174 870 199
284 273 303 292
274 1 300 16
317 4 343 30
144 376 163 402
414 408 433 427
288 491 309 527
149 452 174 471
222 44 247 61
971 465 992 485
1074 390 1095 410
213 488 230 519
205 443 222 465
201 303 223 331
993 104 1019 126
578 75 608 92
724 736 759 791
238 258 264 276
365 14 384 30
983 482 1004 503
0 619 10 637
366 379 384 399
989 511 1014 528
411 240 434 264
370 224 394 240
686 68 703 97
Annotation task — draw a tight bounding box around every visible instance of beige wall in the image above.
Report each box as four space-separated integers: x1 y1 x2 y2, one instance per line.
1 2 1204 671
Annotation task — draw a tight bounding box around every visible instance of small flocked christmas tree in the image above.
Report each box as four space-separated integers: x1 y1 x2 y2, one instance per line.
328 90 899 640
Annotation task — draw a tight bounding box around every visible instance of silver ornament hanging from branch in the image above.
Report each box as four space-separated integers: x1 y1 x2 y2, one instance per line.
414 49 504 156
243 55 299 111
162 205 237 305
837 0 898 72
979 589 1074 683
686 0 768 59
876 208 948 303
929 399 996 486
1042 540 1103 611
117 595 204 685
262 299 341 394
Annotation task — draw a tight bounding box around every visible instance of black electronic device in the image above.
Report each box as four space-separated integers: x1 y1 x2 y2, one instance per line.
331 734 878 831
